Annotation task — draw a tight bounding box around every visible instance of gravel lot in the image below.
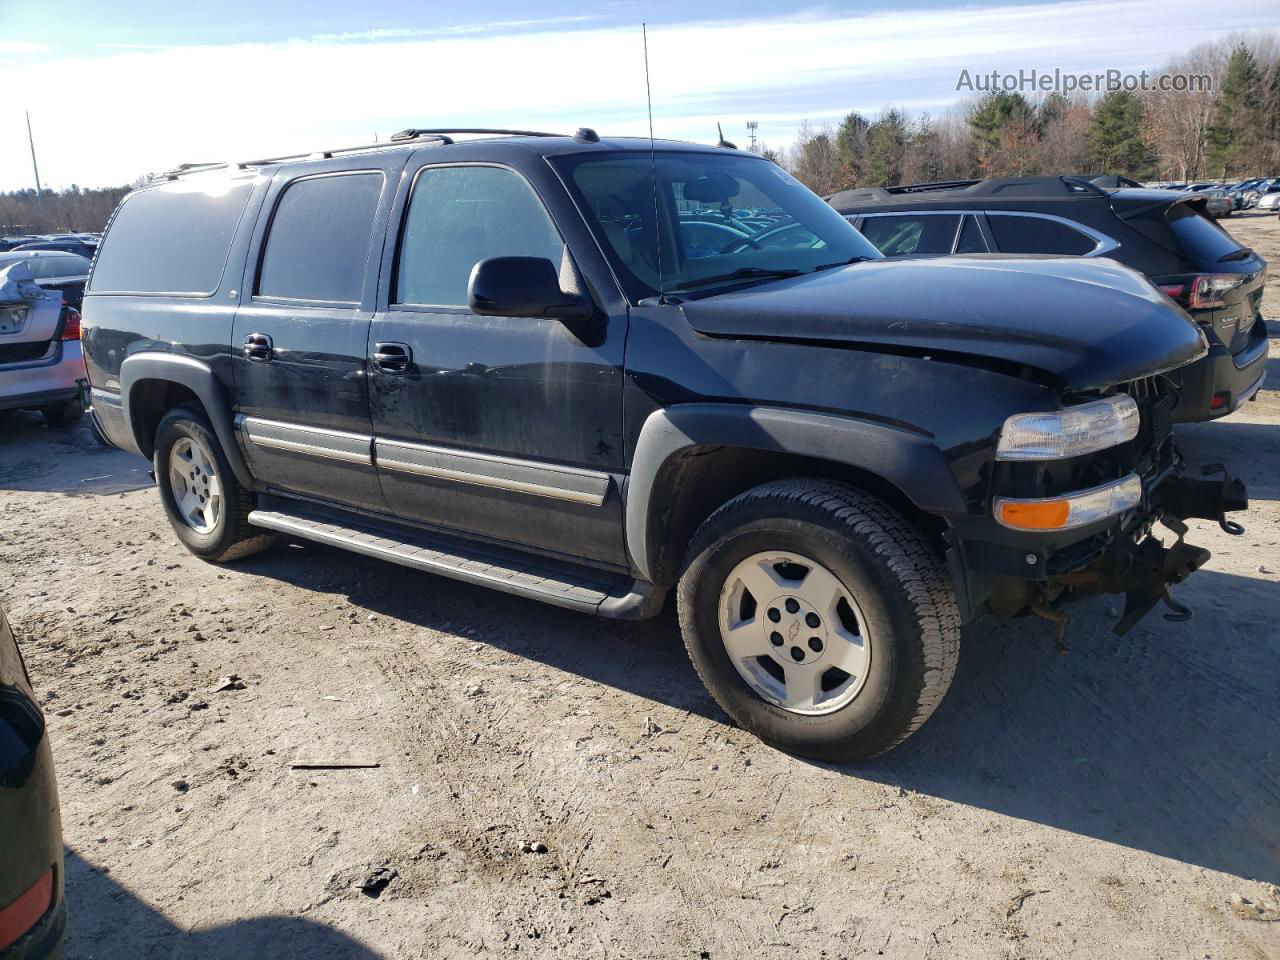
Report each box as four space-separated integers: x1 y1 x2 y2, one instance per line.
2 212 1279 960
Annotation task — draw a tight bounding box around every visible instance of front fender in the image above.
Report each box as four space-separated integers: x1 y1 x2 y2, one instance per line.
624 403 967 583
119 352 255 489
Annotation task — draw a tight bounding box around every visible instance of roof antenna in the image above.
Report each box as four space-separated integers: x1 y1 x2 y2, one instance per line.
642 22 665 303
716 122 737 149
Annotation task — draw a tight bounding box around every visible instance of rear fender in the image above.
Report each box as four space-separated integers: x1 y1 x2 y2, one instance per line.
119 352 254 488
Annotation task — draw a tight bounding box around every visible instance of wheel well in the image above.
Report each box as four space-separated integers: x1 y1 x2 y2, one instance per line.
129 379 203 458
643 445 939 588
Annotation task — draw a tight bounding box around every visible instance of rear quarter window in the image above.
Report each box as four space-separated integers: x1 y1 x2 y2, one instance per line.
89 178 255 295
988 214 1097 255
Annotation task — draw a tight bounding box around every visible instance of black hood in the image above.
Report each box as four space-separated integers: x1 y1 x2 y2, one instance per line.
678 255 1208 389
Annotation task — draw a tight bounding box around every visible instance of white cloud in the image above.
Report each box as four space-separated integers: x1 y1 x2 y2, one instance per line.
2 0 1277 189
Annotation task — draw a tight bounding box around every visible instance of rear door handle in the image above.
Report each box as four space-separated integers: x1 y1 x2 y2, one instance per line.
373 342 412 374
243 333 273 362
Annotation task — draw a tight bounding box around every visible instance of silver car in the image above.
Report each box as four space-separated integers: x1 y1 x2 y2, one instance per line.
0 261 85 427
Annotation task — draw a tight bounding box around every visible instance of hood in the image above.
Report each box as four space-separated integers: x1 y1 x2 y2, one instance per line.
678 255 1207 389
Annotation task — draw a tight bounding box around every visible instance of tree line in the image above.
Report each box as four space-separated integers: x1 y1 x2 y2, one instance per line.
0 183 135 235
776 34 1280 194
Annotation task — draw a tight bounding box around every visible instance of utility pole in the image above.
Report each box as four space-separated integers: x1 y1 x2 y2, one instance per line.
26 110 43 203
746 120 759 153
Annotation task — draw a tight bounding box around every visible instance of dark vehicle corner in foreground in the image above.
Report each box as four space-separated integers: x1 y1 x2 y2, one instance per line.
0 604 65 960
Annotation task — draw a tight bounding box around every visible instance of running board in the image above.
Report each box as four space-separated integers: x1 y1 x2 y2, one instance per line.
247 506 662 619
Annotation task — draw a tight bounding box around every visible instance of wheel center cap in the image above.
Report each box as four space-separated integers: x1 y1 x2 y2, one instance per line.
766 595 827 666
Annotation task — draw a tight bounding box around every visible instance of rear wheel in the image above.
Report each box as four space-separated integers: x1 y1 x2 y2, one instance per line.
41 398 84 428
153 406 273 562
677 479 960 762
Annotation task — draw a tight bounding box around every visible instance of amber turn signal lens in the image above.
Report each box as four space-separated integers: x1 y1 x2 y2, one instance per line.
998 499 1070 530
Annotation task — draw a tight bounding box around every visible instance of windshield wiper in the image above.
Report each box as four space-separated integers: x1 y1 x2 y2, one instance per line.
671 267 804 291
1218 247 1253 262
813 255 873 271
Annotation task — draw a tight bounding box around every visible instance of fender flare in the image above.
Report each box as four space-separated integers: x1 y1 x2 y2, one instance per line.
624 403 967 583
119 352 255 489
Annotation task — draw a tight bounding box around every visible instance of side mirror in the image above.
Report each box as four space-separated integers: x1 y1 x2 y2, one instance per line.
467 256 590 322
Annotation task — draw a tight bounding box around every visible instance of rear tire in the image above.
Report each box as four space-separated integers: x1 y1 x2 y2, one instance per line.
677 479 960 762
41 398 84 428
153 406 274 563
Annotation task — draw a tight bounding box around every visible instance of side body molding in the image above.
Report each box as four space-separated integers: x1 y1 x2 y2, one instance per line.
624 403 968 583
119 352 256 489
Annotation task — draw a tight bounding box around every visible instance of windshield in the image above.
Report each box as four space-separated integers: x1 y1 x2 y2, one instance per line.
555 150 881 299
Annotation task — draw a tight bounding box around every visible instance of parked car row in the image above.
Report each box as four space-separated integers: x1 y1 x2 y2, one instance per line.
1147 177 1280 212
0 233 99 259
75 129 1250 765
827 175 1268 422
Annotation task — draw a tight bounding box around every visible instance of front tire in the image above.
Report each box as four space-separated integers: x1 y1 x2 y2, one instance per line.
677 479 960 762
153 406 274 563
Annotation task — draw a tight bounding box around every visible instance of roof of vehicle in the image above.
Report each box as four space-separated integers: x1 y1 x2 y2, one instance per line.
0 249 90 259
828 177 1199 214
153 128 750 182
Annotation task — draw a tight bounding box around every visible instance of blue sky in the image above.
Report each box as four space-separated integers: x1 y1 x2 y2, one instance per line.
1 0 1278 189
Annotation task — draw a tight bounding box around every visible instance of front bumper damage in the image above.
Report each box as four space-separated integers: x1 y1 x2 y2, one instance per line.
1055 466 1247 634
953 465 1249 638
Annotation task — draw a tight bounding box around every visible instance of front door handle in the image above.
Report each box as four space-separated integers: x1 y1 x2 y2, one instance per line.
373 342 412 374
243 333 273 362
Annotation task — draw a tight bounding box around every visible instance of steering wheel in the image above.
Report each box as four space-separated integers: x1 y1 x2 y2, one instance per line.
720 235 762 253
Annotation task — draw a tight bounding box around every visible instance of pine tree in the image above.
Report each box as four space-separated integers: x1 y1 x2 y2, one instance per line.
834 112 869 187
1206 44 1263 176
1088 91 1153 178
968 92 1036 165
865 109 910 186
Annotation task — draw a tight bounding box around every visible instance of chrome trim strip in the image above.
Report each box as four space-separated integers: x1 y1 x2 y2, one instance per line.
377 457 606 504
375 438 609 506
240 416 373 465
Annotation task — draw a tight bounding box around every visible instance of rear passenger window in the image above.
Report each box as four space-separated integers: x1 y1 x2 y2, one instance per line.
955 216 988 253
987 215 1096 255
257 173 383 303
89 178 254 295
395 166 564 307
858 215 959 256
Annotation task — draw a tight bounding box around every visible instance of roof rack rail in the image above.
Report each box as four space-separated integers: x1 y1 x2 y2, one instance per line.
154 127 579 183
389 127 565 141
828 175 1110 207
884 179 981 194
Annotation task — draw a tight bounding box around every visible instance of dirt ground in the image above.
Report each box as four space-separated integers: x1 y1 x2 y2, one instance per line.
2 213 1279 960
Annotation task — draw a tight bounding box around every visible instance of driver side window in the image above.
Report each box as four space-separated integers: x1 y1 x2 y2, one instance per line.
395 165 565 308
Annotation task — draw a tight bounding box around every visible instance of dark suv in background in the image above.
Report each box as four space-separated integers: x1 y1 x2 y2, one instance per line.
82 131 1246 761
828 176 1269 421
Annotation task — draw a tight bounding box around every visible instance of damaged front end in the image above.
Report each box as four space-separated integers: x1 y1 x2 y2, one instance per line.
1050 464 1248 635
952 377 1249 639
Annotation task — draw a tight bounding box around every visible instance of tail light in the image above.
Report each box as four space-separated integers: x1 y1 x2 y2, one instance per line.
0 867 52 951
1158 274 1246 310
60 303 81 341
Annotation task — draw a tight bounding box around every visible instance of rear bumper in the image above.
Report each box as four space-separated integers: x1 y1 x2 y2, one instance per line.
1173 318 1269 422
0 343 85 413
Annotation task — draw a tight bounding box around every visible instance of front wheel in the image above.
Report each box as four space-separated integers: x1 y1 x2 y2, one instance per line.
677 479 960 762
153 406 274 563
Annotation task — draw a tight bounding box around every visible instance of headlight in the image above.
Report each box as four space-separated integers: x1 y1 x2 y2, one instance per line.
995 474 1143 531
996 395 1139 461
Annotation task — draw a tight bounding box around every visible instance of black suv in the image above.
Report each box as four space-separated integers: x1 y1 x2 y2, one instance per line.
828 176 1269 422
81 131 1246 760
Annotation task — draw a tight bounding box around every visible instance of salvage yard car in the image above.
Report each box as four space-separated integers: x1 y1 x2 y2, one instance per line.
81 130 1248 761
829 176 1269 421
0 261 85 428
